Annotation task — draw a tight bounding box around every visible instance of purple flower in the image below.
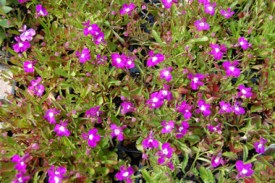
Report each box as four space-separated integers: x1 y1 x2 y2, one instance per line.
111 53 126 68
198 0 209 5
44 108 60 124
188 73 205 90
254 137 267 154
146 51 165 67
238 37 251 50
83 21 101 36
160 67 173 82
161 120 175 134
209 43 227 60
220 8 234 19
157 143 175 164
204 2 216 16
28 77 45 97
85 106 103 123
82 128 101 148
236 160 254 178
176 121 189 139
76 48 91 64
54 120 71 137
23 61 35 73
110 124 125 141
219 101 232 114
211 155 224 168
18 0 30 3
197 99 211 116
161 0 177 9
120 3 135 16
13 37 31 53
93 31 105 45
142 132 159 150
194 18 210 31
177 100 193 119
222 60 241 78
11 154 29 173
237 84 253 98
36 4 48 17
48 166 67 183
146 91 164 109
96 54 107 65
233 102 245 115
115 166 134 183
12 173 30 183
19 26 36 42
207 123 222 133
124 56 135 69
159 85 173 101
121 101 135 115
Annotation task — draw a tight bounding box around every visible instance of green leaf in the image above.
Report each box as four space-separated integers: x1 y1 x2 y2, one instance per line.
223 151 238 160
2 6 12 13
0 0 6 6
141 169 152 182
0 19 11 28
152 29 165 46
243 145 248 161
199 166 215 183
54 67 68 77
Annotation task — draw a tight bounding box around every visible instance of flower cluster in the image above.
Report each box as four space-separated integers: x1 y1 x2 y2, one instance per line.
111 53 135 69
11 154 30 183
161 0 178 9
83 21 105 45
85 106 103 123
115 165 134 183
146 50 165 67
47 166 67 183
27 77 45 97
157 143 175 169
146 86 172 109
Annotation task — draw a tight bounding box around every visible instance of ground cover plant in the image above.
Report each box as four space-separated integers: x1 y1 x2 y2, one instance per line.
0 0 275 182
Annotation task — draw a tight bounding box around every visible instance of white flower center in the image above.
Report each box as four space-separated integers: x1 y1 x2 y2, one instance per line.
258 143 263 148
222 106 227 110
199 22 205 27
81 54 85 58
27 63 33 68
20 161 24 166
208 6 213 11
152 56 158 62
214 157 220 163
229 66 235 71
162 90 167 96
215 48 220 53
163 148 168 155
127 61 132 65
241 168 248 175
18 177 23 183
241 89 247 94
88 26 92 31
114 129 120 135
165 125 171 130
59 126 65 132
240 41 244 45
54 176 60 183
49 112 54 118
200 105 206 111
179 127 183 132
19 43 24 47
123 171 129 177
116 58 121 63
89 134 94 140
163 71 170 77
152 97 158 103
193 77 198 83
125 8 130 12
235 106 239 111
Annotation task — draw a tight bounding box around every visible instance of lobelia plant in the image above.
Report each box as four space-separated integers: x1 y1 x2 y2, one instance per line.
0 0 274 182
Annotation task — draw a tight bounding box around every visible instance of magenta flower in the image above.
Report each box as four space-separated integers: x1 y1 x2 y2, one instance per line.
76 48 91 64
82 128 101 148
19 26 36 42
54 120 71 137
219 101 232 114
237 84 253 98
236 160 254 178
93 31 105 45
198 0 209 5
120 3 135 16
211 155 224 168
222 60 241 78
85 106 103 123
161 120 175 134
48 166 67 183
110 124 125 141
146 50 165 67
238 37 251 50
111 53 126 68
96 54 107 65
157 143 175 164
254 137 267 154
13 37 31 53
83 21 101 36
146 91 164 109
197 99 211 116
12 173 30 183
124 56 135 69
161 0 177 9
142 132 159 150
28 77 45 97
188 73 205 90
44 108 60 124
233 102 245 115
115 166 134 183
177 100 193 119
160 67 173 82
121 101 135 115
11 154 29 173
23 61 35 73
204 2 216 16
194 18 210 31
207 123 222 133
176 121 189 139
159 86 173 101
36 4 48 17
209 43 227 60
18 0 30 3
220 8 234 19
